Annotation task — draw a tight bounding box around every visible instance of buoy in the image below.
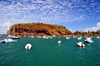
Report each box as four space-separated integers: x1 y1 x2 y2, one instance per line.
25 44 32 50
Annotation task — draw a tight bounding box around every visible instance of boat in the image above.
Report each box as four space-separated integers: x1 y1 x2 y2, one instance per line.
31 35 34 38
43 36 46 38
52 35 56 37
0 37 17 43
25 44 32 50
38 36 41 38
97 36 100 39
66 36 70 39
11 36 20 39
58 40 61 44
9 27 20 39
77 42 85 47
50 36 52 39
46 36 49 39
23 35 26 37
77 37 82 40
84 37 93 43
73 36 76 38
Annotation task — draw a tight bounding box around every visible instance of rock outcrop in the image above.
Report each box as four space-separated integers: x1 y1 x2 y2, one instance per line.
7 23 72 36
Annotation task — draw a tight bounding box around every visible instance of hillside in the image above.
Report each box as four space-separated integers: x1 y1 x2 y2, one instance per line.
7 22 72 36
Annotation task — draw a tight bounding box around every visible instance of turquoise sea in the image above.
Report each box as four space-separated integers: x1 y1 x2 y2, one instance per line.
0 36 100 66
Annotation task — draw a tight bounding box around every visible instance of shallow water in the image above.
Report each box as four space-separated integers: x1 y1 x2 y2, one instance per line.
0 36 100 66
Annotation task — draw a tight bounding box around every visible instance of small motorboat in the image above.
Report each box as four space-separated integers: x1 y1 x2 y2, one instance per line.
77 37 82 40
31 35 34 38
52 35 56 37
77 42 85 47
43 36 46 38
97 36 100 39
24 35 26 37
25 44 32 50
50 36 52 39
46 37 49 39
84 38 93 43
58 40 61 44
0 37 17 43
66 36 70 39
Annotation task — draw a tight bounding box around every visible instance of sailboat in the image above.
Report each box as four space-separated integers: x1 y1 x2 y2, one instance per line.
11 25 20 39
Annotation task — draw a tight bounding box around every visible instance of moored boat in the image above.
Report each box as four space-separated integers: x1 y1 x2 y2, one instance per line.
66 36 70 39
11 36 20 39
58 40 61 44
0 37 17 43
25 44 32 50
84 37 93 43
77 37 82 40
77 42 85 47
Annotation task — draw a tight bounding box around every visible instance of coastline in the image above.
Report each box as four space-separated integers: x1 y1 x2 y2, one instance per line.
1 34 100 37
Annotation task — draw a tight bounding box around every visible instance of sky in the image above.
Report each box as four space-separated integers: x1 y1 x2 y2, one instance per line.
0 0 100 34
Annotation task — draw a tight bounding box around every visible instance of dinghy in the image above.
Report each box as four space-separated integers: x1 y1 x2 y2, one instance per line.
58 41 61 44
25 44 32 50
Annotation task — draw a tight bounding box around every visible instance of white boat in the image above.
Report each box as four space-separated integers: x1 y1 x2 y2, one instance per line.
77 37 82 40
84 37 93 43
52 35 56 37
73 36 76 38
77 42 85 47
66 36 70 39
24 35 26 37
58 40 61 44
97 36 100 39
50 36 52 39
11 36 20 39
31 35 34 38
43 36 46 38
9 27 20 39
25 44 32 50
38 36 41 38
0 37 17 43
46 36 49 39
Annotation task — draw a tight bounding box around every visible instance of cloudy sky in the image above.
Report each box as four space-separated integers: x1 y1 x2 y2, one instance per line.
0 0 100 34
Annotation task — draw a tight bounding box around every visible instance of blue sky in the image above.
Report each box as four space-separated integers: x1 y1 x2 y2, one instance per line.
0 0 100 34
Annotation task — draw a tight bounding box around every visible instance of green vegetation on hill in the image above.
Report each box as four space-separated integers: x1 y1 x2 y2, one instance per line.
74 30 100 36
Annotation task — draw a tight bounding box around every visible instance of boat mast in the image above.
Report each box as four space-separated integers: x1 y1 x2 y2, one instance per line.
13 27 15 36
8 21 10 35
17 24 18 36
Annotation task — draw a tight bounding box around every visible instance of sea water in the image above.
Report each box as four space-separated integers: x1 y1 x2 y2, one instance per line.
0 36 100 66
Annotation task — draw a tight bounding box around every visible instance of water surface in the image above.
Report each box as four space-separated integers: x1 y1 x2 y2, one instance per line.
0 37 100 66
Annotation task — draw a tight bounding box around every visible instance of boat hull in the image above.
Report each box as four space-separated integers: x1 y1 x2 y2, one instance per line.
84 41 93 43
6 40 17 43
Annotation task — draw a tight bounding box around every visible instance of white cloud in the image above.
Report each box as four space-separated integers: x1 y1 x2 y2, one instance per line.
72 15 84 21
0 0 100 34
0 21 11 27
84 22 100 32
0 27 8 34
0 21 11 34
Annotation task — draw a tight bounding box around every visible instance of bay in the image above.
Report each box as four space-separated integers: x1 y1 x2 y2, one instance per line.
0 36 100 66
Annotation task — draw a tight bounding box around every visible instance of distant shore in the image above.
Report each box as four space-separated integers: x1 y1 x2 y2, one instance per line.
1 34 100 37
